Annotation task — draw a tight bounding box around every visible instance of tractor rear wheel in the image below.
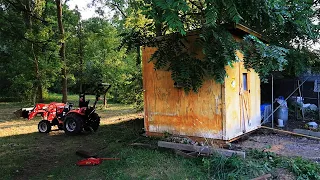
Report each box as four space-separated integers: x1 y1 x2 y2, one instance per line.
63 113 84 135
89 113 100 132
57 124 64 130
84 113 100 132
38 120 51 133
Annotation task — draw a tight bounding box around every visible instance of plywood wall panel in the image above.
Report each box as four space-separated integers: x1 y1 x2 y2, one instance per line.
143 47 223 139
143 34 261 140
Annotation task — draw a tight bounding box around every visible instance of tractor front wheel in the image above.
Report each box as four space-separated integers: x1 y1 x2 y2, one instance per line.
38 120 51 133
63 113 83 135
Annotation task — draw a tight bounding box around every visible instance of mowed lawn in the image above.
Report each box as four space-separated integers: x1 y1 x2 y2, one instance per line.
0 98 206 180
1 95 320 180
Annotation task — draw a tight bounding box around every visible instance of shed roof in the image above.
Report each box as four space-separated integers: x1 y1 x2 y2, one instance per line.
153 23 266 43
231 24 267 43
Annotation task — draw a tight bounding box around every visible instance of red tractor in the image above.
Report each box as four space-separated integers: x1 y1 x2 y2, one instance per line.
21 83 111 135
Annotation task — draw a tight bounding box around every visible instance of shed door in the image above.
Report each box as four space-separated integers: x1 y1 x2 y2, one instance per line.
239 63 251 133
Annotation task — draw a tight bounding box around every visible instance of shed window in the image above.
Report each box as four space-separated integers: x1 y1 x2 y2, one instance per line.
243 73 248 91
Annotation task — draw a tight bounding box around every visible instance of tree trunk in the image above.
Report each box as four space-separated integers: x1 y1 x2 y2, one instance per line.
24 0 44 103
55 0 67 103
155 23 162 37
31 43 43 103
155 7 163 36
103 94 107 108
78 21 84 94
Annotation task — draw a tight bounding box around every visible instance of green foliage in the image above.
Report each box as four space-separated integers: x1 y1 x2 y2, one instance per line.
151 35 205 92
0 0 61 101
203 150 320 180
114 0 320 92
200 26 239 83
203 151 274 180
116 68 143 110
242 35 289 81
0 1 143 107
2 0 319 106
150 26 239 92
285 48 320 77
62 17 143 107
286 157 320 179
152 0 189 35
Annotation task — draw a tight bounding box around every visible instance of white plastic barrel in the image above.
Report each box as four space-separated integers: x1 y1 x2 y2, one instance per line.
276 107 288 125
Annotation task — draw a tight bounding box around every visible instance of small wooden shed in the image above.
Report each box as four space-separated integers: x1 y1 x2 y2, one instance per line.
142 25 262 141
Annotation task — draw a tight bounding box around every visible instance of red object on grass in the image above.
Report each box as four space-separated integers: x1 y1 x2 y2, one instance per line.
76 157 120 166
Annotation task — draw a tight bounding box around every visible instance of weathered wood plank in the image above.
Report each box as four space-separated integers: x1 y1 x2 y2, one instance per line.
174 149 197 158
130 143 157 149
158 141 245 158
293 129 320 138
261 126 320 141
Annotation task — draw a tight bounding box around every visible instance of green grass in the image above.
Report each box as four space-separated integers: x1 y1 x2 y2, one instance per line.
43 93 80 103
44 93 101 104
202 149 320 180
0 94 320 179
0 99 206 180
0 117 206 180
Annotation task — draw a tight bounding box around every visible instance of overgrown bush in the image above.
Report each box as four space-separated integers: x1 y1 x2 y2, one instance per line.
203 153 270 179
203 150 320 180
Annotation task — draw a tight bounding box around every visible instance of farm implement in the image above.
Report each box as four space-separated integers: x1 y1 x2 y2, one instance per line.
75 150 120 166
20 83 111 135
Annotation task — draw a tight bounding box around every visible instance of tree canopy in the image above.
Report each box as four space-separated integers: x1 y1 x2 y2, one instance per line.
1 0 320 105
0 0 142 108
99 0 320 92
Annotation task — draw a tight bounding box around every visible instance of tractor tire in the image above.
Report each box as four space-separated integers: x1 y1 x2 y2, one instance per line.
57 124 64 130
38 120 51 133
63 113 84 135
84 113 100 132
89 113 100 132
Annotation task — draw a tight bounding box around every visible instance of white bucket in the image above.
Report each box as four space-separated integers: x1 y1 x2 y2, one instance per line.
278 119 284 127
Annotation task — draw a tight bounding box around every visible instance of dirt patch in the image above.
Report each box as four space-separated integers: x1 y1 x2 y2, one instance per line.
233 130 320 161
273 168 295 180
100 113 143 125
264 119 320 132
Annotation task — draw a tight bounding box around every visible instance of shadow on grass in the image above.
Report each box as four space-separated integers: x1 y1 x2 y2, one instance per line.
0 118 206 180
0 123 35 130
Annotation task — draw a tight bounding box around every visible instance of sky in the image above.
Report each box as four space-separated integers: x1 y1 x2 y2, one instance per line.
66 0 98 20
